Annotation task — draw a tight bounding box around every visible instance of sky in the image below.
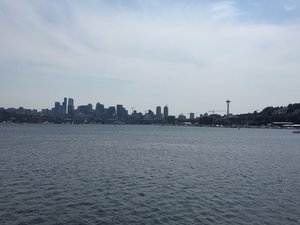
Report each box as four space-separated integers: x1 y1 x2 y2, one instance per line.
0 0 300 116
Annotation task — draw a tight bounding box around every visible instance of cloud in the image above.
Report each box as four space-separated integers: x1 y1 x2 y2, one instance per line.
284 4 296 11
0 0 300 113
209 1 241 20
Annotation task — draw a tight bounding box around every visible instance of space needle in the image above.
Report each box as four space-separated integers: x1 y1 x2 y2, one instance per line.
226 99 231 116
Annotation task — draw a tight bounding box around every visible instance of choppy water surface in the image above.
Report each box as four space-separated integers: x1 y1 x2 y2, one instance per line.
0 124 300 225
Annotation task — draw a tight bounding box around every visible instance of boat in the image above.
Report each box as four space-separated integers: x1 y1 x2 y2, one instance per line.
292 130 300 134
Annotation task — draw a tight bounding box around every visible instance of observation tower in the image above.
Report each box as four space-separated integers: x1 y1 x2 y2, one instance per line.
226 100 231 116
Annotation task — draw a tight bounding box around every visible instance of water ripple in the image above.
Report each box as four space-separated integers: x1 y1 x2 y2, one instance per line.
0 125 300 224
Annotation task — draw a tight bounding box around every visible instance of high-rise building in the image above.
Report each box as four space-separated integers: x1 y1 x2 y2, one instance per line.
163 106 169 118
156 106 162 118
68 98 74 115
53 98 72 116
190 113 195 120
107 106 116 119
54 101 62 116
77 104 93 115
178 114 186 120
87 104 93 113
62 97 67 114
55 102 60 109
96 102 105 119
117 104 125 121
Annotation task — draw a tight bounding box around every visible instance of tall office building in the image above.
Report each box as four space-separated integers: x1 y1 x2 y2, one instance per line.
96 102 105 119
107 106 116 119
156 106 162 118
190 113 195 120
54 101 61 115
68 98 74 115
117 104 125 121
77 104 93 115
62 97 67 114
163 106 169 118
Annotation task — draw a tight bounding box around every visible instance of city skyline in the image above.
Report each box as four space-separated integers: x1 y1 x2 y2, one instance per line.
1 97 188 118
1 97 299 126
1 0 300 113
1 96 238 118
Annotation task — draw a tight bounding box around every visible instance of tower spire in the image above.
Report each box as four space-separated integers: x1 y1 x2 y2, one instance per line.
226 99 231 116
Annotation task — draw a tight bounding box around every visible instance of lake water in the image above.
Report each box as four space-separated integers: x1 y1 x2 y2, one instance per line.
0 124 300 224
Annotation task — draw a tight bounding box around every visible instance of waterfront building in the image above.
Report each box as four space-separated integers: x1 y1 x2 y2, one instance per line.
148 110 154 116
144 110 155 121
178 114 186 120
95 102 105 119
77 104 93 115
131 110 141 122
107 106 116 119
156 106 162 118
117 104 125 121
163 106 169 119
190 113 195 120
54 101 62 116
62 97 67 114
55 102 60 109
68 98 74 115
41 109 49 116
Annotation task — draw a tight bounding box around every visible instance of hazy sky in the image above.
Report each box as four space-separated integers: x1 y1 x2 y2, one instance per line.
1 0 300 115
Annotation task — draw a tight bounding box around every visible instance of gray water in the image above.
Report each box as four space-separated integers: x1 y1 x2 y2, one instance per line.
0 124 300 225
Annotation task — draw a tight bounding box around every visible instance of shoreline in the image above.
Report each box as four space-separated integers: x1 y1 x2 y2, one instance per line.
1 122 300 130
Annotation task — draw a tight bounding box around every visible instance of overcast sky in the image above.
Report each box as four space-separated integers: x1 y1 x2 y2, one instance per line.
0 0 300 115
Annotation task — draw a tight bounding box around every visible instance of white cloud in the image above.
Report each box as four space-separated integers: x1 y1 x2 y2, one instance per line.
209 1 241 20
0 0 300 113
284 4 296 11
